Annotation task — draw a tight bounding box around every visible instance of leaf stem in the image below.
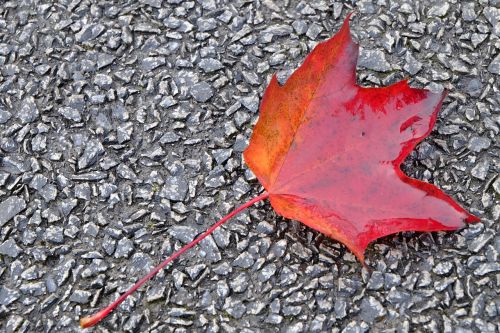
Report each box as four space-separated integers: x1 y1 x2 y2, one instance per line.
80 192 270 328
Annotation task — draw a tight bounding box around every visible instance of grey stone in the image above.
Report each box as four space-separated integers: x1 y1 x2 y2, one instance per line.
190 82 213 102
78 139 105 169
141 57 166 71
428 3 450 17
45 226 64 244
97 53 116 69
197 18 217 32
433 261 453 275
232 252 254 268
212 149 232 165
0 108 12 124
488 54 500 75
358 49 391 72
58 107 81 122
0 239 21 258
199 58 224 73
367 271 384 290
474 263 500 276
0 286 20 305
240 95 259 113
258 263 277 282
292 20 308 35
18 97 39 124
224 298 247 319
462 3 477 21
128 253 154 276
306 23 323 40
76 24 105 42
70 290 92 304
0 196 27 227
114 238 134 258
359 296 387 323
140 0 162 8
168 225 197 244
229 272 250 293
468 137 491 153
160 176 188 201
404 51 423 75
94 74 113 89
471 159 490 180
39 184 58 202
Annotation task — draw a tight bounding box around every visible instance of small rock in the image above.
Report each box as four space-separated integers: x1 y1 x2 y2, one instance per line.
359 296 387 323
474 263 500 276
168 225 197 244
0 108 12 124
0 196 27 227
433 261 453 275
404 51 423 75
78 139 105 169
198 58 224 73
76 23 105 42
467 137 491 153
197 17 217 32
141 57 166 71
358 49 391 72
306 23 323 40
190 82 213 102
471 159 490 180
70 290 92 304
0 239 21 258
18 97 39 124
140 0 163 8
94 74 113 89
114 238 135 258
0 286 20 305
58 107 82 122
462 3 477 21
488 54 500 75
45 226 64 244
160 176 188 201
232 252 254 268
428 2 450 17
240 95 259 113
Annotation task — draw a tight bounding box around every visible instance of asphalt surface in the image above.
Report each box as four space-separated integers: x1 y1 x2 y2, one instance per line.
0 0 498 332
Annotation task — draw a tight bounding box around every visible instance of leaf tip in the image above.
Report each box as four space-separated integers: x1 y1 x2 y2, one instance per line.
465 214 481 224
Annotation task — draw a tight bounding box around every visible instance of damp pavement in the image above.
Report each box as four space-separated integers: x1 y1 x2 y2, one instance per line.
0 1 498 332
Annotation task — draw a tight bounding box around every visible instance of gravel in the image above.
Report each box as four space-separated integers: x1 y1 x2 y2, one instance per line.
0 1 498 332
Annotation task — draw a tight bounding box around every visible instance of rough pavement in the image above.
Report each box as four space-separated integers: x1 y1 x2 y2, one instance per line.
0 1 498 332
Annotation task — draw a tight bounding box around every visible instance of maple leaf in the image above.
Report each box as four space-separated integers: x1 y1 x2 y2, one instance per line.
80 14 479 328
244 14 479 262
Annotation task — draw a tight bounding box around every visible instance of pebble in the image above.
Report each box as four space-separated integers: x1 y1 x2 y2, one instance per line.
78 139 105 169
69 290 92 304
0 196 26 227
168 225 197 244
467 137 491 153
160 176 188 201
471 159 490 180
358 49 391 72
359 296 387 323
190 81 213 102
488 54 500 75
114 238 135 258
18 97 39 124
76 24 105 42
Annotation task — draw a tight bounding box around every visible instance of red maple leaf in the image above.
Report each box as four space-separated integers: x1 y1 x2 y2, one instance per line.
80 14 479 328
244 14 479 261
